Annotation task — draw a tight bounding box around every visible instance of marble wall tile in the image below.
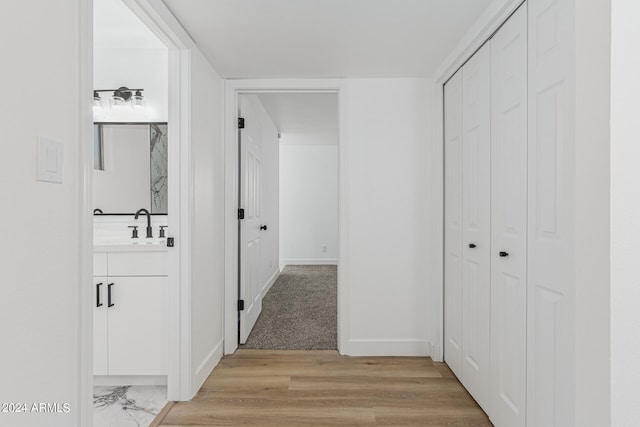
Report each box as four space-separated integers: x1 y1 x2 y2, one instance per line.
150 124 168 214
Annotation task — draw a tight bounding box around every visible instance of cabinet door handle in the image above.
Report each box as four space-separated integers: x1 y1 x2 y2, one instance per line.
469 243 477 248
107 283 115 307
260 224 268 231
499 251 509 257
96 282 103 307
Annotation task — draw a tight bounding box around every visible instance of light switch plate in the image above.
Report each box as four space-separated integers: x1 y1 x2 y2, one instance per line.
37 136 64 184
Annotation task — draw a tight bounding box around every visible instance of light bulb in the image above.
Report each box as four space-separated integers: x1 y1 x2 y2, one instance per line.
132 90 145 110
111 92 125 110
93 91 101 112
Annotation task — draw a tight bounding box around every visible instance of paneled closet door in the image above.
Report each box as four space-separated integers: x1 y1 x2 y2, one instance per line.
443 70 463 379
461 42 491 410
489 4 528 427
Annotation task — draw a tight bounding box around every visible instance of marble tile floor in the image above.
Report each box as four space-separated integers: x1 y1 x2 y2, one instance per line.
94 386 167 427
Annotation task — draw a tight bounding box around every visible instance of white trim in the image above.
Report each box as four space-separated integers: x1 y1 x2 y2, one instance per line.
347 339 430 357
169 47 193 402
124 0 195 50
79 0 94 425
428 342 442 362
280 259 339 265
428 0 524 368
94 376 167 386
432 0 524 84
108 0 195 402
262 269 281 295
224 79 348 356
428 81 445 364
223 84 238 355
165 48 185 401
192 339 224 394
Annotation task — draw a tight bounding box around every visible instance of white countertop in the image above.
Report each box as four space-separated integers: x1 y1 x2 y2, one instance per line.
94 239 169 252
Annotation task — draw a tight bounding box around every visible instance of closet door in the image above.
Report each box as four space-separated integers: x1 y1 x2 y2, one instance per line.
461 42 491 410
489 4 528 427
443 70 463 378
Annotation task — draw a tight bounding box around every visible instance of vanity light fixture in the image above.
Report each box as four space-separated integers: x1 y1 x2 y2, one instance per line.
93 87 145 111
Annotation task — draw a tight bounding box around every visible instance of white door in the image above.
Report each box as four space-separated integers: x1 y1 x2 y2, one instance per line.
239 96 264 344
444 70 464 378
527 0 574 425
461 42 492 410
490 5 528 426
93 277 108 375
107 277 169 375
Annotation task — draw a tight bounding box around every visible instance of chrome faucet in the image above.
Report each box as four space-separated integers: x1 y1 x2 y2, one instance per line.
134 208 153 238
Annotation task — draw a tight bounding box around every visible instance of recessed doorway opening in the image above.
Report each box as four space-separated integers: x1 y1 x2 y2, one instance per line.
225 87 342 353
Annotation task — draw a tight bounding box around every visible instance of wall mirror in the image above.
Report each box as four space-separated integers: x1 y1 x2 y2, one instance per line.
93 122 168 214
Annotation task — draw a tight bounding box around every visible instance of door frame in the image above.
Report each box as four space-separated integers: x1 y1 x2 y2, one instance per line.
224 80 347 355
80 1 200 422
118 0 197 402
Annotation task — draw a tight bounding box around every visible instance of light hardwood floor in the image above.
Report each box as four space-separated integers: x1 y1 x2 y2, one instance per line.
155 349 492 426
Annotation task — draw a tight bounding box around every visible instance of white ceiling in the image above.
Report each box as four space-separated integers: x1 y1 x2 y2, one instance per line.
254 92 338 145
94 0 166 49
162 0 494 78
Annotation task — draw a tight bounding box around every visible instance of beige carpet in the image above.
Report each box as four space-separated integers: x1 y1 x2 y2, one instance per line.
241 265 337 350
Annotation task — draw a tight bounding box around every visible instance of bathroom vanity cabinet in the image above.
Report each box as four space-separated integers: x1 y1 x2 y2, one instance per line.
93 249 168 382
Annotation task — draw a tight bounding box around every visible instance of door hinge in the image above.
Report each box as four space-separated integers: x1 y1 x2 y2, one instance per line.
238 208 245 220
238 117 245 129
166 237 175 247
237 299 245 311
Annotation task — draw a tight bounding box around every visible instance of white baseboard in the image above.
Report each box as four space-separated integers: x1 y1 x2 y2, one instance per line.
261 268 280 295
280 258 338 266
347 339 430 357
192 338 224 396
94 375 167 386
428 341 443 362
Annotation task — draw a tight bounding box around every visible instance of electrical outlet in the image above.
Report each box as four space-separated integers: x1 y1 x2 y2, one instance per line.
321 245 328 253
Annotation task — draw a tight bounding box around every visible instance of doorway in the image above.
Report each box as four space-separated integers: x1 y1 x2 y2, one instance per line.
83 0 197 423
236 92 339 350
92 0 172 425
224 83 346 355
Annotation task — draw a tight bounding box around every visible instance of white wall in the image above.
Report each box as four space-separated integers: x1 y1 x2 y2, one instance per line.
225 78 433 357
574 0 612 427
610 0 639 424
279 141 338 265
574 0 611 425
0 1 84 425
94 47 168 122
342 78 431 356
189 49 226 394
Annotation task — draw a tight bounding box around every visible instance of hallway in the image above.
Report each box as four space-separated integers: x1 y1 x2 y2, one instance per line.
154 350 492 426
242 265 337 350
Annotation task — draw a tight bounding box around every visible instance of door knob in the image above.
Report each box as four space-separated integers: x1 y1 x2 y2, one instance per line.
469 243 476 248
499 251 509 257
260 225 268 231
